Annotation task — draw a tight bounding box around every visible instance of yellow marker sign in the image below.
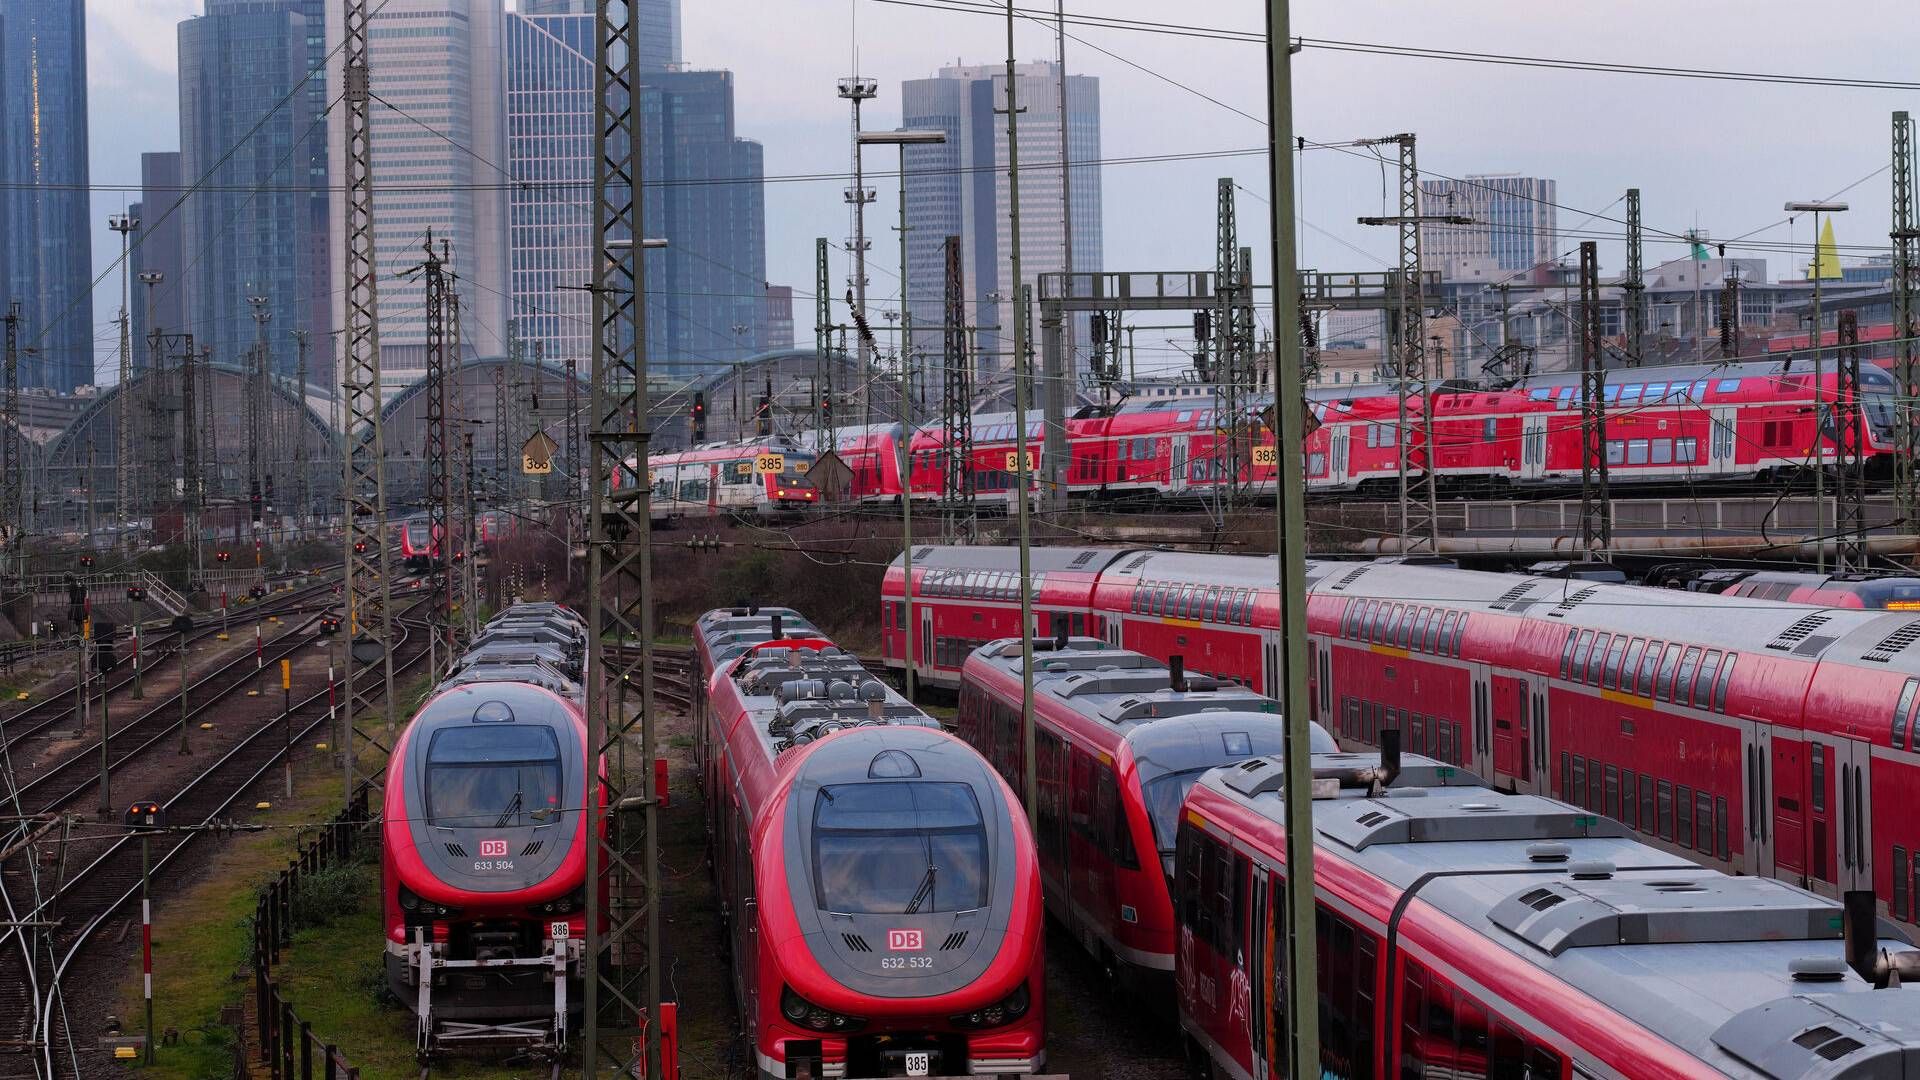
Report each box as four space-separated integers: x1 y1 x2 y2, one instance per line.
1251 445 1278 467
754 453 786 475
521 431 559 475
735 461 754 476
1003 450 1038 472
794 459 811 474
280 659 292 690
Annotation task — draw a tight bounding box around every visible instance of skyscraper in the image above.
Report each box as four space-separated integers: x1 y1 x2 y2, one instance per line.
521 0 680 72
179 0 327 377
902 62 1101 382
505 0 765 377
641 68 766 374
326 0 508 391
0 0 94 391
1419 175 1558 280
130 152 187 373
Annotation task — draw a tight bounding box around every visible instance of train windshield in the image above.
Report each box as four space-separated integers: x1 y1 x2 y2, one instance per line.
1141 769 1210 854
1865 393 1896 440
424 724 562 828
812 782 988 914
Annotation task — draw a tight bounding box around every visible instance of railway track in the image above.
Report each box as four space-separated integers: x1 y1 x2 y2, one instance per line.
0 598 435 1078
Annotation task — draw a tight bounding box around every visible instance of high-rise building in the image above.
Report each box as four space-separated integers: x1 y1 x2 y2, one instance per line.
0 0 94 391
762 285 794 350
641 68 766 375
521 0 680 71
130 152 187 373
901 62 1101 382
504 2 764 377
1418 175 1558 280
180 0 328 378
326 0 508 392
506 10 594 367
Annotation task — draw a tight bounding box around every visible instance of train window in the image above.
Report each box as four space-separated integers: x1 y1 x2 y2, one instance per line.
1437 721 1452 763
1626 439 1649 465
1588 759 1604 812
1677 436 1698 463
1702 793 1721 857
1384 604 1405 644
1448 612 1467 657
1620 639 1646 688
1529 388 1552 401
1558 752 1571 800
1148 586 1163 617
1811 745 1826 815
1642 382 1667 402
1652 439 1674 465
1585 633 1612 685
1654 644 1684 701
1483 416 1498 441
1400 607 1422 649
1374 601 1393 642
1676 785 1695 848
1203 586 1222 622
1132 587 1143 615
1604 765 1620 819
1692 651 1721 708
1571 756 1587 809
1620 384 1643 404
1234 590 1252 625
423 725 563 828
1424 611 1445 654
1571 631 1597 683
1673 648 1703 705
1716 378 1742 393
1621 770 1638 830
1560 631 1578 679
1604 384 1621 403
1638 776 1655 834
1637 640 1663 697
1898 848 1912 921
1600 637 1628 689
1657 781 1675 841
1894 680 1918 749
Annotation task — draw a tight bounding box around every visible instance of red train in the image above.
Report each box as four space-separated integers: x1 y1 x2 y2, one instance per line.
885 545 1920 929
382 603 597 1056
693 608 1047 1079
799 356 1900 510
1177 737 1920 1079
1657 567 1920 610
399 516 439 570
955 636 1330 991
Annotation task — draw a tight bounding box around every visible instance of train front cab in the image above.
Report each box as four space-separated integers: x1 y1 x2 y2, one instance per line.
741 728 1046 1080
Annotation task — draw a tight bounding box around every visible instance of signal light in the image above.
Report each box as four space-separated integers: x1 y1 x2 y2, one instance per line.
1194 310 1212 341
216 550 231 563
353 539 368 555
821 392 833 420
79 554 95 569
691 390 707 442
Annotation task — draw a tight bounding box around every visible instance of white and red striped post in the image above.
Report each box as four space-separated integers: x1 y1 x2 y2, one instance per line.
221 588 229 634
130 623 143 699
142 832 153 1063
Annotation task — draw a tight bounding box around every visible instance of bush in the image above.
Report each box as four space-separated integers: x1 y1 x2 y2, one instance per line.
280 863 374 929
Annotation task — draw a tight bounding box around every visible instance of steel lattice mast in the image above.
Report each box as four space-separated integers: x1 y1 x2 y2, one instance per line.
291 329 311 530
583 0 660 1074
340 0 398 806
2 303 19 583
176 334 201 577
422 236 452 665
1578 241 1612 557
815 237 834 443
940 235 974 539
1214 178 1240 508
1624 188 1646 367
1893 111 1919 525
1835 310 1867 571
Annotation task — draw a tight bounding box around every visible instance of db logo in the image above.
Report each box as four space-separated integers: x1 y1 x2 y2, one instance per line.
479 839 509 858
887 929 924 951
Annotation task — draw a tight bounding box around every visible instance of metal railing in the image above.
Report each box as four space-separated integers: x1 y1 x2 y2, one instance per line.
251 786 372 1080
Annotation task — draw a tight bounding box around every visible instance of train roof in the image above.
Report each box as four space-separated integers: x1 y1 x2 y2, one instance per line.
897 545 1131 574
1511 356 1894 392
1193 758 1920 1078
438 660 580 697
967 638 1337 754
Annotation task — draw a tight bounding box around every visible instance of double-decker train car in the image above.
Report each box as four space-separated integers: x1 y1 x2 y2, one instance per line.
1670 568 1920 611
885 544 1920 928
646 439 820 522
1178 740 1920 1079
381 603 597 1056
881 546 1129 690
695 608 1047 1079
955 637 1334 990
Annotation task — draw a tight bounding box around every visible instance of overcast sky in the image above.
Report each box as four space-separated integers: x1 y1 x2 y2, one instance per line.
83 0 1918 380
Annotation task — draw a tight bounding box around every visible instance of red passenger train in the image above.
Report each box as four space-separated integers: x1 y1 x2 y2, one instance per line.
381 603 597 1057
1177 741 1920 1079
885 545 1920 929
693 608 1047 1079
955 637 1331 990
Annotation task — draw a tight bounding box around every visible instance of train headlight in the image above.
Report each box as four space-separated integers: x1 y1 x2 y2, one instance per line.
539 887 587 915
780 987 865 1032
951 982 1030 1029
398 885 460 920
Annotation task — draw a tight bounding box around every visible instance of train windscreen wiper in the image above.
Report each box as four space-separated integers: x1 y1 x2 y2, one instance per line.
904 862 938 914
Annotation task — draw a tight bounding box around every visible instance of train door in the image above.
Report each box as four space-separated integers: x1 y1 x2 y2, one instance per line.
1524 683 1550 798
1169 436 1191 495
1262 635 1281 698
1743 722 1778 879
1520 416 1547 481
1835 738 1874 893
1489 674 1519 789
1247 863 1271 1079
920 605 934 673
1469 664 1494 779
1710 407 1739 475
1330 428 1350 490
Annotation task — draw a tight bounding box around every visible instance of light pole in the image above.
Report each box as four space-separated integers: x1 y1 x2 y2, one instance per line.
109 213 139 552
1786 200 1849 572
858 128 946 702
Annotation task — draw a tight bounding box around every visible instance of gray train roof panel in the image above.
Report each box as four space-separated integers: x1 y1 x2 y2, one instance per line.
1194 760 1920 1078
893 546 1131 573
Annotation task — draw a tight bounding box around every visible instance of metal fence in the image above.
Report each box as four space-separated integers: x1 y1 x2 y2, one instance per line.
250 786 372 1080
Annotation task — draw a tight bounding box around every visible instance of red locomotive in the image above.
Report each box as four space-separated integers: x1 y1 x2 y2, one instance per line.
956 636 1330 991
886 545 1920 929
399 517 440 570
695 608 1047 1079
382 603 597 1057
1178 736 1920 1079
